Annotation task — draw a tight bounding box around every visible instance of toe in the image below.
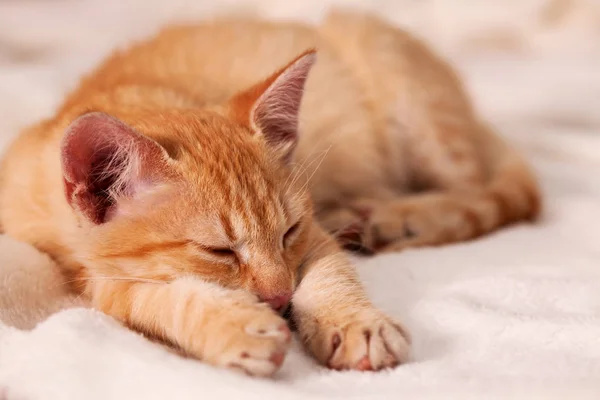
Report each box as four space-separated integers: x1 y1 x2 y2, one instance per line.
356 355 372 371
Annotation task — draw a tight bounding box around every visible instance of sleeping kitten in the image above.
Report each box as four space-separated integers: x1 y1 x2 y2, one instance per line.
0 10 540 376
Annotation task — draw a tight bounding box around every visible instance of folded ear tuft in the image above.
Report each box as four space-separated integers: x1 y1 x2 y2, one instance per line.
61 112 168 224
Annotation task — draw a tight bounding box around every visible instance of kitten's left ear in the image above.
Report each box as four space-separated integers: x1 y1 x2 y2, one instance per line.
229 49 317 164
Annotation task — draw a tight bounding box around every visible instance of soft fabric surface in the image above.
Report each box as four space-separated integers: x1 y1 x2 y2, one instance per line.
1 1 599 398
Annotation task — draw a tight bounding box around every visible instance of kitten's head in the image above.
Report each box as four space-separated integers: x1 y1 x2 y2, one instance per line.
61 50 317 311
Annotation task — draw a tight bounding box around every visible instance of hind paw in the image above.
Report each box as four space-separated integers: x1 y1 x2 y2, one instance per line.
354 195 458 252
366 209 426 251
316 207 372 253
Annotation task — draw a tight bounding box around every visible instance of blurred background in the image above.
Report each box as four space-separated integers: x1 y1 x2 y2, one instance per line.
0 0 599 196
1 3 599 396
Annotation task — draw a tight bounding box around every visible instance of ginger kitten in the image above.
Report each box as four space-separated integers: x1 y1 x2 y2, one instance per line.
0 10 539 376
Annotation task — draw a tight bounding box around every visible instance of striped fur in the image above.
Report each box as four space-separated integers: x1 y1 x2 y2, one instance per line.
0 9 540 376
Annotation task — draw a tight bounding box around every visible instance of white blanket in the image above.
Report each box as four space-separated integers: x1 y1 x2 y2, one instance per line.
1 1 600 398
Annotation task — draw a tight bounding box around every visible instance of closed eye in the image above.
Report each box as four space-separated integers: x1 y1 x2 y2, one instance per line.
191 242 236 258
283 221 300 247
208 247 236 257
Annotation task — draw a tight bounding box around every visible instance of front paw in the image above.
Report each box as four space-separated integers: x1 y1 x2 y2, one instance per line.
301 310 410 371
199 295 292 377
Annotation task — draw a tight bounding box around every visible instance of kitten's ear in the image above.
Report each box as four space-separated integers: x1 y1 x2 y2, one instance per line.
61 112 169 224
229 49 317 164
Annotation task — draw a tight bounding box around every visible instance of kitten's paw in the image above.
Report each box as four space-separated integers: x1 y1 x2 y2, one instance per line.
365 205 425 251
303 310 410 371
202 299 292 377
356 196 450 251
316 207 369 252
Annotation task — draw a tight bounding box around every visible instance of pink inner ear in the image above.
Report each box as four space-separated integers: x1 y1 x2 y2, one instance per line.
61 112 164 224
252 52 316 163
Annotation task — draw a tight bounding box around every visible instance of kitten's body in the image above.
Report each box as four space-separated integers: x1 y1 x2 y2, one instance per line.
0 11 539 376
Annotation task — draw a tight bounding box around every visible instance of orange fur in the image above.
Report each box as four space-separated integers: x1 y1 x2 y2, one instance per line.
0 10 540 376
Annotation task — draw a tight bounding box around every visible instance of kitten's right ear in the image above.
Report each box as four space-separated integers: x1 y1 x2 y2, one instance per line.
61 112 169 225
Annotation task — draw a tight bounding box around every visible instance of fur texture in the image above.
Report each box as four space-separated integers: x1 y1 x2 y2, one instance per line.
0 10 539 376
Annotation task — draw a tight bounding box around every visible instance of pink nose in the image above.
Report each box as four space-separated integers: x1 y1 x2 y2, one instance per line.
261 293 292 311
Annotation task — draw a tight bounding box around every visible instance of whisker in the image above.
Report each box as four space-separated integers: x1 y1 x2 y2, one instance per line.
295 144 333 198
58 276 166 288
286 148 330 192
285 126 337 190
286 117 353 194
308 220 376 256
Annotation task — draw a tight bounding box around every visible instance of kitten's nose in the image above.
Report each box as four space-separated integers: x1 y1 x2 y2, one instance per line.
261 293 292 311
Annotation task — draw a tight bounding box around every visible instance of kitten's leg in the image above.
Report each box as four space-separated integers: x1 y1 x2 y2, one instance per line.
356 192 486 251
315 207 371 252
356 123 539 251
292 222 410 370
355 122 484 251
321 120 484 252
406 117 486 192
315 187 398 252
91 278 291 376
